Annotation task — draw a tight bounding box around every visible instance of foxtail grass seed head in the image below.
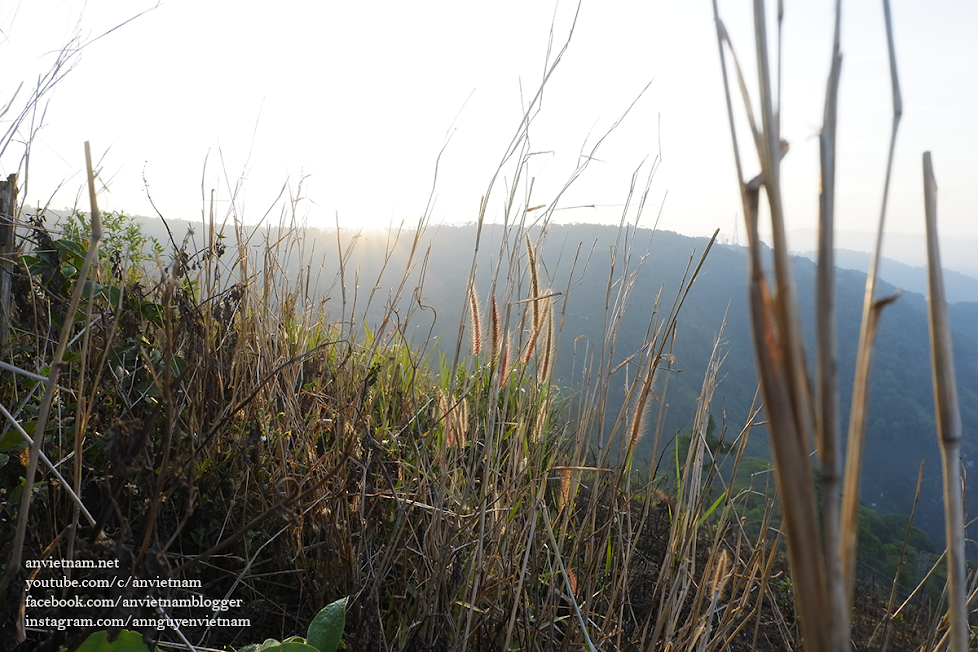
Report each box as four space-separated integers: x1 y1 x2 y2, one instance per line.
558 465 571 513
540 295 555 384
654 488 677 510
489 294 502 360
439 391 453 446
522 319 541 367
468 280 483 357
566 568 578 595
628 375 654 453
525 233 541 330
711 549 731 602
531 408 545 444
498 338 511 388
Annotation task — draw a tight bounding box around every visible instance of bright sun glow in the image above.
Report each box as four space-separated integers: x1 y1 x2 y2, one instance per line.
2 1 976 261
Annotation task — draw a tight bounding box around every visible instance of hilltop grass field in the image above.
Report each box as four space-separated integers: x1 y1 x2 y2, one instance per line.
0 1 974 651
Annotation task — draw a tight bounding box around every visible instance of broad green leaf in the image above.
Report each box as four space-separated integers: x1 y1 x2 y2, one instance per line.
306 596 348 652
82 280 103 298
0 428 27 452
140 301 164 325
105 284 122 305
135 380 160 398
170 354 188 377
56 238 86 257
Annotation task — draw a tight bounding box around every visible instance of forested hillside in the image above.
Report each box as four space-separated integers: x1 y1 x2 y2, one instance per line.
136 217 978 544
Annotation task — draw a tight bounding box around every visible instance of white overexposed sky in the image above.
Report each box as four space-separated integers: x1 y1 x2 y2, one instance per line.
2 0 976 255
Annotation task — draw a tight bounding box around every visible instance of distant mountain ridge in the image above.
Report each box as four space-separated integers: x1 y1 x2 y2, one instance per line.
797 248 978 304
788 228 978 280
23 211 978 544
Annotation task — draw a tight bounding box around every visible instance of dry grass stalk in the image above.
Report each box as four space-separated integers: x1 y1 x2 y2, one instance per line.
710 1 838 648
840 0 904 621
922 151 968 652
625 234 717 465
814 2 848 645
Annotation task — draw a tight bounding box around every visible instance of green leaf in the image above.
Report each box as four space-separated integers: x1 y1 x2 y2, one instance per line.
56 238 86 257
135 380 160 398
140 301 164 325
82 280 103 298
306 596 348 652
105 284 122 305
71 629 155 652
170 354 188 377
249 644 318 652
0 428 27 452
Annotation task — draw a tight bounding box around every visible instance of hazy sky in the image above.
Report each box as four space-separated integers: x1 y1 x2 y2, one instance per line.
3 1 976 254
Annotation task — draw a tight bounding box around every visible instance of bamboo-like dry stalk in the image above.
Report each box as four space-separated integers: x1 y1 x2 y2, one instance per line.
815 2 847 648
711 2 829 648
922 151 968 652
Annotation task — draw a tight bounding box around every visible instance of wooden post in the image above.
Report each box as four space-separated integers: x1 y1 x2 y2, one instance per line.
0 173 16 347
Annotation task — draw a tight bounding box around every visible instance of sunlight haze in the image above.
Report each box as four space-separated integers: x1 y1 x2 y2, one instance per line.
3 0 976 263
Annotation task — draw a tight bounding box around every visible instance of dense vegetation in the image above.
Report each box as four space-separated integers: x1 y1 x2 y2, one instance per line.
124 218 977 547
0 209 953 651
